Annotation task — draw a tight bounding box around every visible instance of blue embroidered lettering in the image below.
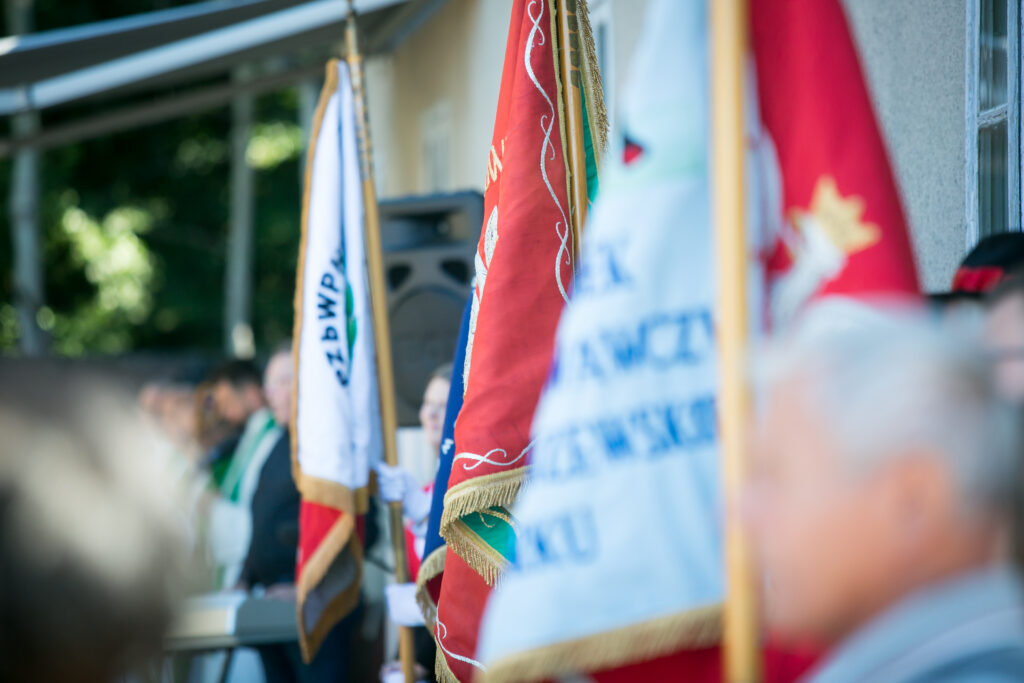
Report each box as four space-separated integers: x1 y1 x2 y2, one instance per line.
317 292 337 320
320 272 339 293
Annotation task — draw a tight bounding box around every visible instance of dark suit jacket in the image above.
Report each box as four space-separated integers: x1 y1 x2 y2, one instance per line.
241 431 299 587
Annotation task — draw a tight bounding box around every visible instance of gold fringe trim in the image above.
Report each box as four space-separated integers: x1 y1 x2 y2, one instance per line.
444 517 509 587
294 472 370 515
439 468 525 584
418 546 447 588
295 511 363 662
435 647 460 683
439 468 526 537
415 546 446 628
576 0 609 159
480 604 722 683
415 590 437 634
291 59 339 491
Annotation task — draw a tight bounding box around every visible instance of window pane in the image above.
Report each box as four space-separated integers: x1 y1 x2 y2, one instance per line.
980 0 1008 109
979 120 1008 236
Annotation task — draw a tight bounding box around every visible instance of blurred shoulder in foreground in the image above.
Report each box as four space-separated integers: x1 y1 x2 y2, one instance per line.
0 361 187 683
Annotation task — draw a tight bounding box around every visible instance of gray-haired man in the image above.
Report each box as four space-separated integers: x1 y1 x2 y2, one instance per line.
745 303 1024 682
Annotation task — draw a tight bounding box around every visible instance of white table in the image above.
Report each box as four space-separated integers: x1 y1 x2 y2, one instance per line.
165 591 298 683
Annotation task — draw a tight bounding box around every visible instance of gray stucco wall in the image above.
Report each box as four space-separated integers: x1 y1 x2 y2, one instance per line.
843 0 967 292
371 0 971 294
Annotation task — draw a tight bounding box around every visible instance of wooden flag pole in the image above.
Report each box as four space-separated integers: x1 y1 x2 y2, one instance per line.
709 0 761 682
555 0 589 253
344 4 416 683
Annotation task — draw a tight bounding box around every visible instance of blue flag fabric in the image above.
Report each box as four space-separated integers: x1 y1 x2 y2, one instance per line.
416 294 473 620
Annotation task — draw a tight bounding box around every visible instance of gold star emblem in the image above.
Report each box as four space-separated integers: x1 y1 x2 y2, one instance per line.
791 176 881 255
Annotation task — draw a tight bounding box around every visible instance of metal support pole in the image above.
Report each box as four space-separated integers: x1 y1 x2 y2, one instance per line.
298 78 319 189
5 0 46 355
9 112 46 355
225 66 256 358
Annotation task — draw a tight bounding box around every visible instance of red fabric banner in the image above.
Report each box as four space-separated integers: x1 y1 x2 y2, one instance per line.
434 0 575 679
754 0 919 308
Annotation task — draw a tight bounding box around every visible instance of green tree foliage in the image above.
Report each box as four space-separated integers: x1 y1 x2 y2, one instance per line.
0 1 310 355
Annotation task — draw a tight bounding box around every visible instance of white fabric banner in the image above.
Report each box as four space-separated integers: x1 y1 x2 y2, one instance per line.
478 0 725 669
294 60 381 493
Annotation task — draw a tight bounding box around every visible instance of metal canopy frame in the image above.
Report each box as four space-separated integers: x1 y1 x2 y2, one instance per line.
0 0 412 116
0 0 446 155
0 0 309 89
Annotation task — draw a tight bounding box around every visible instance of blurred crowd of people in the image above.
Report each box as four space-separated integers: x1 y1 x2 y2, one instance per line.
8 233 1024 683
134 344 451 683
137 343 366 683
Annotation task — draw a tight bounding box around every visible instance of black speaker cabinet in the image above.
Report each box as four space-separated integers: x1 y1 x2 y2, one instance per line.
379 191 483 426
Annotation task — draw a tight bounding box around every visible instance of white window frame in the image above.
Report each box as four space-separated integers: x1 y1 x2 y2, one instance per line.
419 98 452 193
965 0 1022 246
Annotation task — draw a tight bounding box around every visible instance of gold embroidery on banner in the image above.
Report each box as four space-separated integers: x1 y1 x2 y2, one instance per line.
791 175 881 256
478 507 519 533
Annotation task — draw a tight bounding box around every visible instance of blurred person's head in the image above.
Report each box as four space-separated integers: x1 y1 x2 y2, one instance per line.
745 301 1021 647
0 363 186 683
161 386 198 447
193 380 240 453
420 363 452 453
206 359 264 425
927 291 984 321
138 381 164 416
138 380 199 454
264 342 294 428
